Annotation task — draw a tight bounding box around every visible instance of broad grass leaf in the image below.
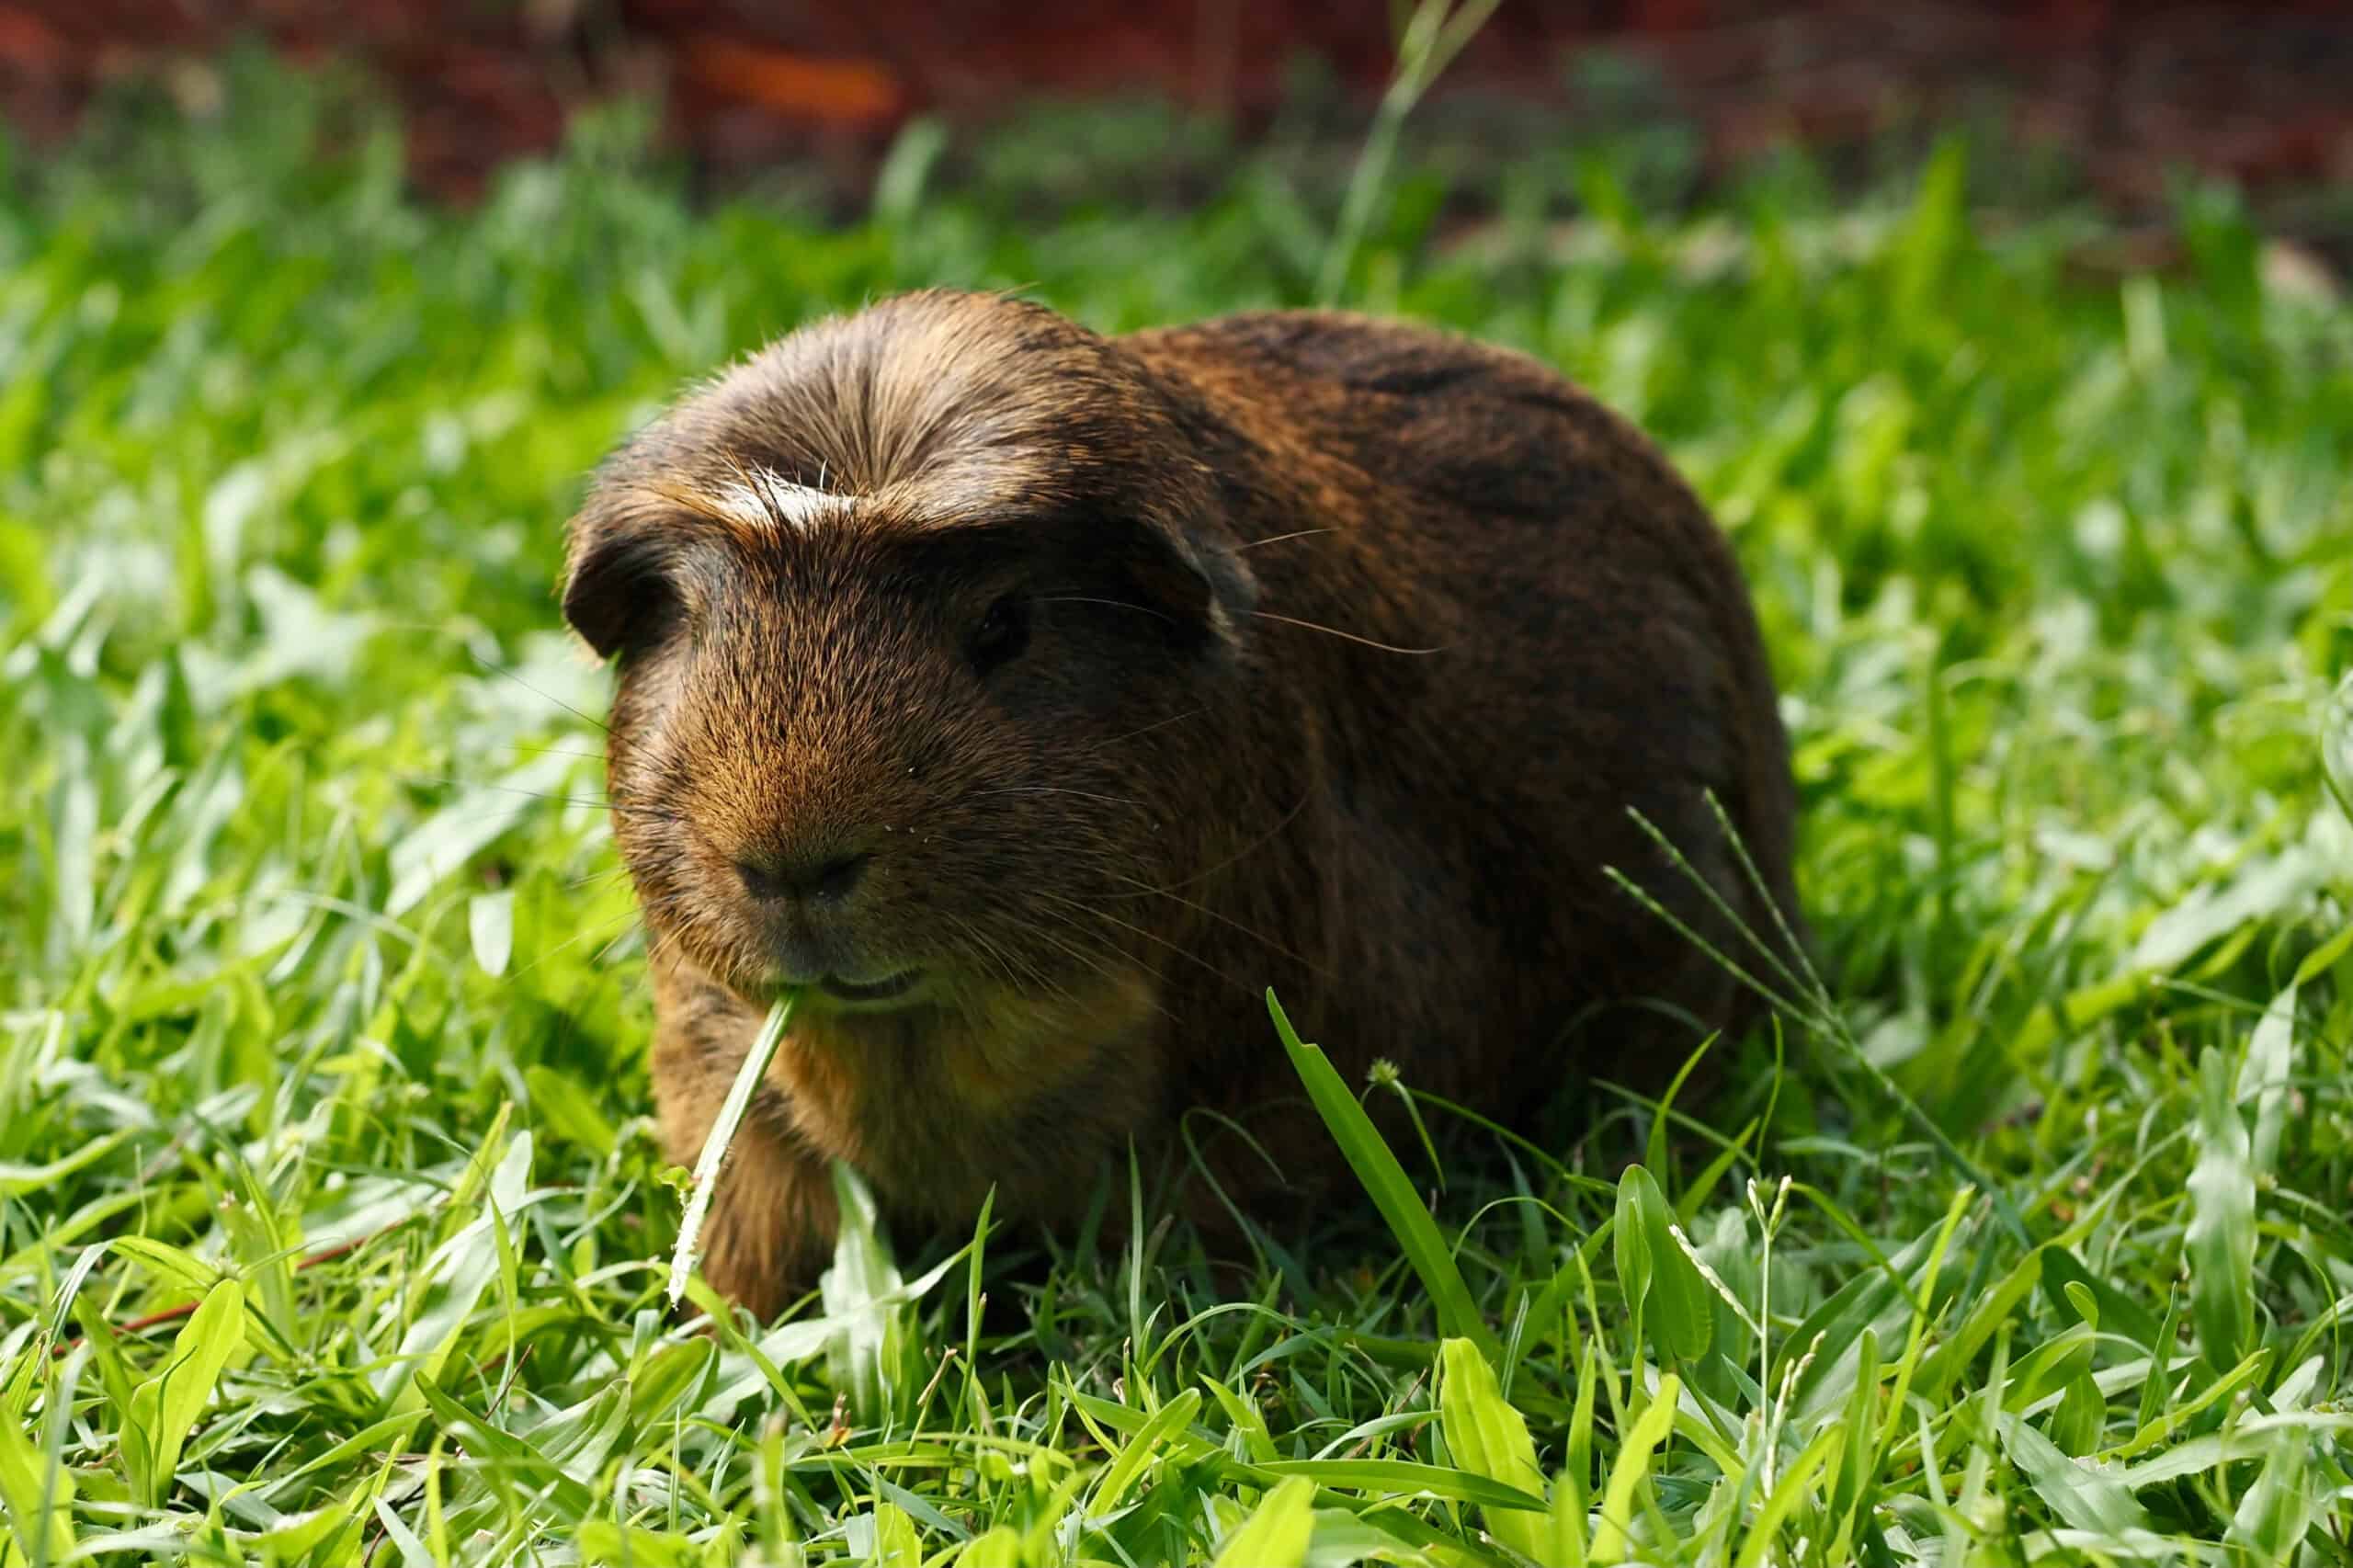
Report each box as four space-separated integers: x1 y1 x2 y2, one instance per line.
956 1526 1023 1566
71 1302 139 1461
1213 1474 1314 1568
1691 1205 1759 1390
529 1381 633 1491
858 1502 921 1565
1292 1508 1483 1568
467 888 514 977
2322 668 2353 827
2186 1049 2256 1371
2114 1411 2347 1488
695 1246 964 1423
2128 849 2322 977
1201 1375 1280 1466
1917 1247 2040 1405
1611 1176 1651 1341
2051 1371 2105 1459
2291 920 2353 986
0 1392 74 1564
414 1372 597 1523
1786 1210 1964 1422
1591 1373 1679 1563
1437 1336 1549 1561
627 1337 716 1426
2104 1347 2272 1468
1552 1346 1599 1567
1827 1326 1881 1540
2136 1289 2182 1436
523 1064 618 1157
2224 1428 2317 1561
2236 979 2298 1178
375 1131 533 1405
1251 1458 1543 1512
822 1158 907 1424
45 734 96 955
1615 1165 1712 1362
370 1494 438 1568
1997 1412 2149 1535
577 1521 698 1565
1890 137 1969 322
2039 1246 2160 1353
386 752 576 916
123 1277 245 1506
1268 991 1498 1365
1733 1420 1841 1568
2001 1323 2096 1416
0 1131 133 1198
237 1501 353 1559
1551 1464 1588 1568
1092 1387 1202 1515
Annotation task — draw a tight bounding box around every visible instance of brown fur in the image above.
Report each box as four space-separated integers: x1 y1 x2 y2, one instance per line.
563 289 1802 1320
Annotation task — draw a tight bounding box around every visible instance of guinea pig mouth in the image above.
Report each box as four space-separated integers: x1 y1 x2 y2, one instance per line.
814 970 924 1006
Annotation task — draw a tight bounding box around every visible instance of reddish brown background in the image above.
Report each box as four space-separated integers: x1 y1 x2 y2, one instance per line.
5 1 2352 209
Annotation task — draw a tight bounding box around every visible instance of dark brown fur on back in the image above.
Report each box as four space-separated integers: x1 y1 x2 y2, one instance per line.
563 289 1801 1319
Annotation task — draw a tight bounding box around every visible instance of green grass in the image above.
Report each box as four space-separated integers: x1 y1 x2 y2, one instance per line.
6 60 2353 1567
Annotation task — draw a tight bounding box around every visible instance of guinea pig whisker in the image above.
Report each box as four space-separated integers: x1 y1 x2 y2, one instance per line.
1088 708 1206 750
591 917 654 970
998 904 1124 983
1009 900 1145 983
506 904 642 981
937 911 1027 994
603 805 689 824
935 907 1010 971
1100 873 1328 977
1053 709 1210 772
1246 610 1447 656
465 646 610 733
1119 793 1312 897
634 903 718 980
482 742 612 763
1030 889 1255 999
967 785 1147 811
1234 527 1335 551
1010 911 1179 1025
1035 596 1175 625
393 773 684 821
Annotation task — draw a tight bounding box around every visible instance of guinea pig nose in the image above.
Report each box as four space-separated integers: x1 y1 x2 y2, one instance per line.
734 846 873 904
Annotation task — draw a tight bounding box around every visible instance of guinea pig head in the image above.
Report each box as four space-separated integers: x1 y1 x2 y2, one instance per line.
561 291 1256 1023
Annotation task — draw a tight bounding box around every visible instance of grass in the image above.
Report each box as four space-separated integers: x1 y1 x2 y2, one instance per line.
5 56 2353 1567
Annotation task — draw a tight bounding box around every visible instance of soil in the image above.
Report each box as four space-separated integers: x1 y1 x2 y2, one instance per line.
4 2 2347 236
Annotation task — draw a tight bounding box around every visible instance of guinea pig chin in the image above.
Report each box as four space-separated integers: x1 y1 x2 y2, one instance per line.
728 904 923 1004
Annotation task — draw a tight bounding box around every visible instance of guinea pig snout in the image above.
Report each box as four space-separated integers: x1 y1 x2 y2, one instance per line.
733 843 873 905
715 829 913 995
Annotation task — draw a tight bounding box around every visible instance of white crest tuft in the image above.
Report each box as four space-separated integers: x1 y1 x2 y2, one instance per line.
713 467 851 531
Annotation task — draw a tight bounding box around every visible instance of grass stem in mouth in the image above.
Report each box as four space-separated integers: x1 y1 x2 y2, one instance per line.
667 988 801 1307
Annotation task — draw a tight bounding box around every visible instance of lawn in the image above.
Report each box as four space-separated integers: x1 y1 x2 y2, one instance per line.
4 62 2352 1567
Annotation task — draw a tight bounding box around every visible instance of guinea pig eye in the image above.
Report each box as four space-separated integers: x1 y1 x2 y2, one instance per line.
966 593 1032 675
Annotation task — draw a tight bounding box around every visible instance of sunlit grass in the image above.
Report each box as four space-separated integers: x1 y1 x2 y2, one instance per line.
3 60 2351 1565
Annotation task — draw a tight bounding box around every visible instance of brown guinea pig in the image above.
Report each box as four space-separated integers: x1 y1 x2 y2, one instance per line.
562 288 1801 1319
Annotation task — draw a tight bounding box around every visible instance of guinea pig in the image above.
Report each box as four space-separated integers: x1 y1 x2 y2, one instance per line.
562 288 1801 1319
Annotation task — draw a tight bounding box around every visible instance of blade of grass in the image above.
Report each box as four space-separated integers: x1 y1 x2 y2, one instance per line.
1268 990 1501 1366
667 990 799 1308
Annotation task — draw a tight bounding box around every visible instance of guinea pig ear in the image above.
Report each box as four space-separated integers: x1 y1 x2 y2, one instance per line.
1100 510 1258 656
561 496 684 661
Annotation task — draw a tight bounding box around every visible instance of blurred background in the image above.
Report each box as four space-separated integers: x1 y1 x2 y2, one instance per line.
5 1 2352 274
